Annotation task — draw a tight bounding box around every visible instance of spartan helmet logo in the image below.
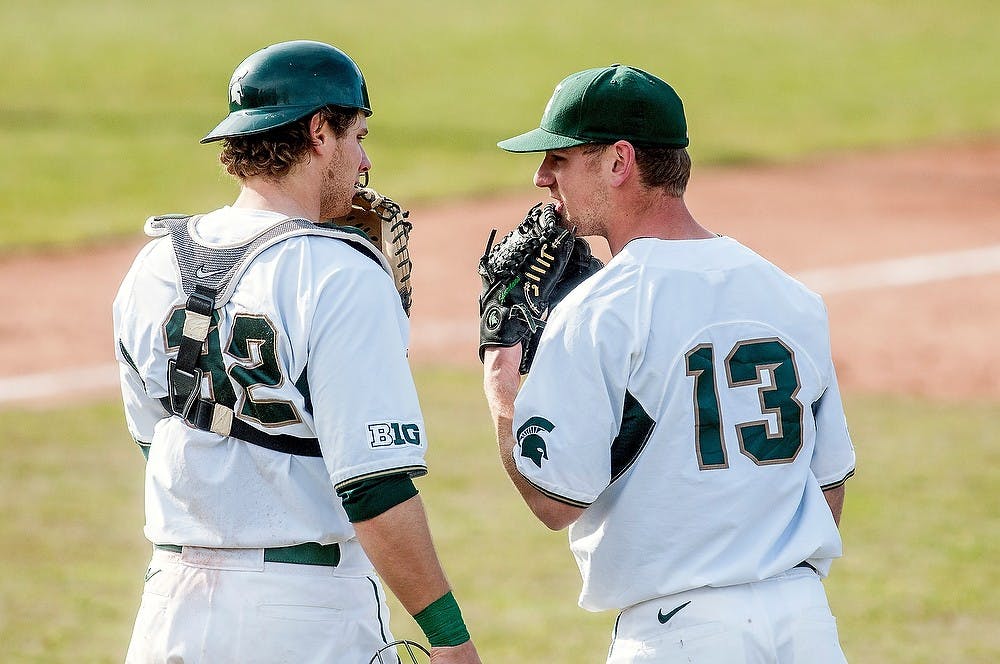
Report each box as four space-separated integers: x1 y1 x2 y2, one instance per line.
485 305 503 332
229 71 247 106
516 416 555 468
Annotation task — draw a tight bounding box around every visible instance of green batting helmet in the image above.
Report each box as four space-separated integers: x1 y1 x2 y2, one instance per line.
200 40 371 144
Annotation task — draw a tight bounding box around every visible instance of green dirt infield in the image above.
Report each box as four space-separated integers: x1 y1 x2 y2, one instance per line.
2 0 998 249
1 367 997 662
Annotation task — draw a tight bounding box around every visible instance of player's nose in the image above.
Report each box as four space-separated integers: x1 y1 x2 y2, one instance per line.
533 160 554 188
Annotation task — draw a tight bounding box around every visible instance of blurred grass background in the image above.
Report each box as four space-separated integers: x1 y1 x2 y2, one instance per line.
1 0 998 249
0 368 997 662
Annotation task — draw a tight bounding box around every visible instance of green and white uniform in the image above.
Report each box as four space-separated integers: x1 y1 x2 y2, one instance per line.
115 207 425 662
513 236 855 661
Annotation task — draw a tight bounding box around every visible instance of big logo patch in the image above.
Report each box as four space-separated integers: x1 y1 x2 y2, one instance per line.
368 422 422 448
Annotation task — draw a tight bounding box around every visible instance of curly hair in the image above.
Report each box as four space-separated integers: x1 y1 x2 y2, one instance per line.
219 106 359 180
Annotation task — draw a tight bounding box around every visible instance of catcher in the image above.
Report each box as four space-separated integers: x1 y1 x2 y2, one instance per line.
114 40 479 664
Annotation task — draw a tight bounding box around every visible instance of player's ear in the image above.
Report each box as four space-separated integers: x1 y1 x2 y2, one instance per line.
309 112 328 148
608 140 636 187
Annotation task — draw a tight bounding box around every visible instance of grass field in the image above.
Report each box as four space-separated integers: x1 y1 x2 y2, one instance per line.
1 0 998 248
1 367 997 663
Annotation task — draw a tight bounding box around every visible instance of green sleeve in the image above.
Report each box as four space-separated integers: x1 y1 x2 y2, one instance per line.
337 472 418 522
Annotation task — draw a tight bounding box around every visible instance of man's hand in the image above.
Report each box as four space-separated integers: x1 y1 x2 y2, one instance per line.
430 641 481 663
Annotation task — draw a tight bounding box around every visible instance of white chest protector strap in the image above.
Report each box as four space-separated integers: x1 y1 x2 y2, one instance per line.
147 213 392 457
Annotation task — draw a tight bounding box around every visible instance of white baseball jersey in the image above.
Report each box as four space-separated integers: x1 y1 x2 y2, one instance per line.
113 206 427 549
512 236 856 612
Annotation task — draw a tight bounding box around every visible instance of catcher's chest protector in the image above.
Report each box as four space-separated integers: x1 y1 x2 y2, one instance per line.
147 214 391 456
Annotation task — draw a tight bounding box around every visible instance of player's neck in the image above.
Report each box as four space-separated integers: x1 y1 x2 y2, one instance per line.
607 195 714 255
232 177 320 221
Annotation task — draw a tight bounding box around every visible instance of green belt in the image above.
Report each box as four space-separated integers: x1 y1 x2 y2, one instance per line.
155 542 341 567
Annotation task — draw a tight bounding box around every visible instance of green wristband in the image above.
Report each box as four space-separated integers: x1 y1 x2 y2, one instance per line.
412 591 470 647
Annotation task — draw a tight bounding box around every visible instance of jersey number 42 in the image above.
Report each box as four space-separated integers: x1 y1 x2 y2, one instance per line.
164 307 302 428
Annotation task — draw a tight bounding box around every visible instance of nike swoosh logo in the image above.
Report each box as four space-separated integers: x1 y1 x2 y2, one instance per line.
195 265 227 279
657 600 691 624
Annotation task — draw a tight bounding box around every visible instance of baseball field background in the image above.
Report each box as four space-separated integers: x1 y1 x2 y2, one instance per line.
1 1 998 662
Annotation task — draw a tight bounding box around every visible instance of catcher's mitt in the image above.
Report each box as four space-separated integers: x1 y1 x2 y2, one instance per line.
332 186 413 316
478 202 601 374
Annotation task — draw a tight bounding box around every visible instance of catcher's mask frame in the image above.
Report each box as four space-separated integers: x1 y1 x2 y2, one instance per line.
369 639 431 664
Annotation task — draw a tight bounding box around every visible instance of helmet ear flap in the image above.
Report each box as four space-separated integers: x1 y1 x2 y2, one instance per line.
201 40 371 144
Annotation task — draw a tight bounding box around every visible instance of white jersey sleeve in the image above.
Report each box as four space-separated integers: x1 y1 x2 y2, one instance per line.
810 357 856 489
306 248 427 489
113 238 172 446
512 277 638 506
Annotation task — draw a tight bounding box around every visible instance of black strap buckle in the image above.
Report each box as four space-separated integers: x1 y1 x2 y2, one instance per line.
167 359 203 420
186 290 215 317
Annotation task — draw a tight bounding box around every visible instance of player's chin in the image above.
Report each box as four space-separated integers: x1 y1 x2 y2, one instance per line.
559 206 579 229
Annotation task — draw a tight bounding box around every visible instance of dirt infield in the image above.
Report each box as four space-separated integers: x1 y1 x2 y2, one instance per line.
2 140 997 403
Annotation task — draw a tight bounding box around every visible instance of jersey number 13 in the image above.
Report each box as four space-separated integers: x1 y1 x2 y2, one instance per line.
684 337 803 470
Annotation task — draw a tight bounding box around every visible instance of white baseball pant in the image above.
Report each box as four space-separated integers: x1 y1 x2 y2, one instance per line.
606 566 846 663
125 540 396 664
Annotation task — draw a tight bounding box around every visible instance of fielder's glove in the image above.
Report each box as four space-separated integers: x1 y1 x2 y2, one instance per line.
331 186 414 316
478 202 602 374
520 232 605 369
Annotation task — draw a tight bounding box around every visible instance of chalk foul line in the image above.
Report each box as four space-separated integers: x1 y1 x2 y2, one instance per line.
792 244 1000 294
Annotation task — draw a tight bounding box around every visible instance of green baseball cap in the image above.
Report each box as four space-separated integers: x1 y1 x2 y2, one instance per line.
497 64 688 153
